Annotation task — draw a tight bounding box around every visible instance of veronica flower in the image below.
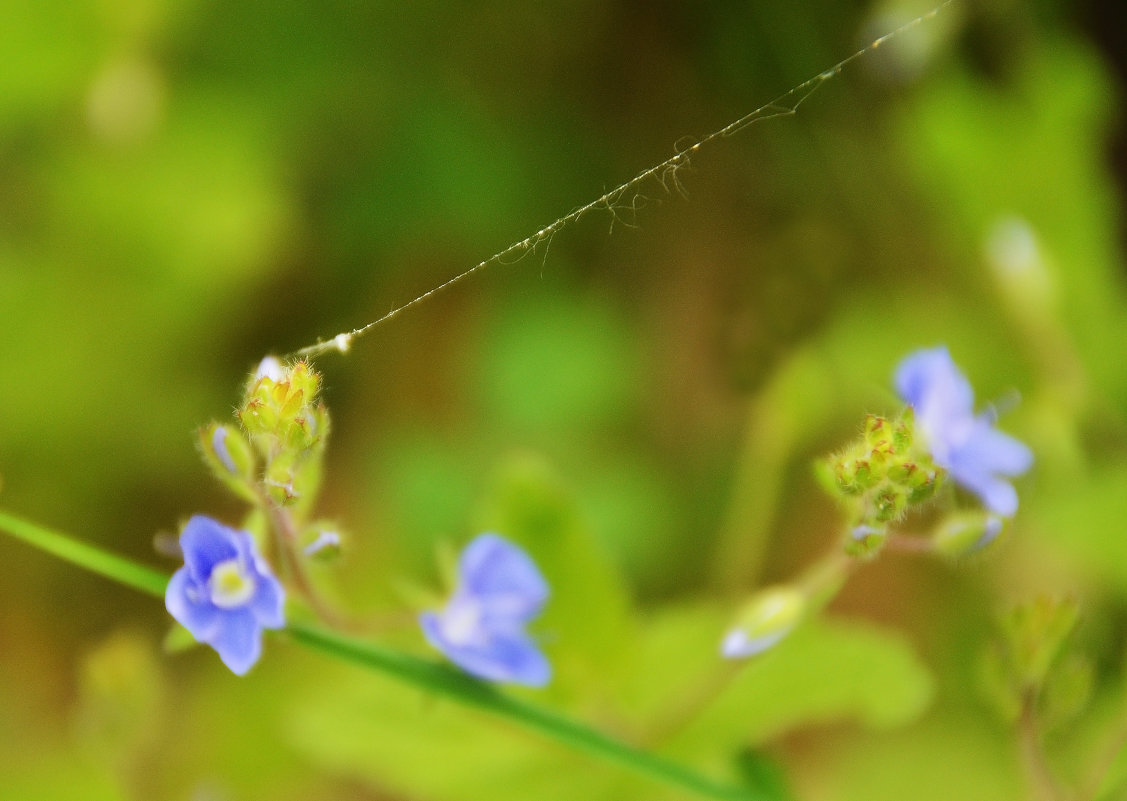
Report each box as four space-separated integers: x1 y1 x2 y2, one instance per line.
420 533 550 686
165 516 285 675
895 347 1033 516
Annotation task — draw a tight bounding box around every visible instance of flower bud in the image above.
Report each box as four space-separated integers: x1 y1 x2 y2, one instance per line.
985 216 1055 320
821 411 942 527
239 358 328 456
905 464 942 503
720 585 806 660
263 454 299 505
302 527 341 560
254 355 285 383
198 423 257 501
871 486 907 523
932 512 1005 559
844 523 888 557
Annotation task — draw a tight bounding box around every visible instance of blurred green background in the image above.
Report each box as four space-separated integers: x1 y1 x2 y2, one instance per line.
2 0 1126 798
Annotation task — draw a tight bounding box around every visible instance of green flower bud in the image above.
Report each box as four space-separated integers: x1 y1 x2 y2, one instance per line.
906 464 942 503
198 423 257 502
932 512 1005 559
844 523 887 557
871 485 907 523
720 585 806 659
263 452 300 505
822 411 941 518
301 525 342 560
239 358 326 455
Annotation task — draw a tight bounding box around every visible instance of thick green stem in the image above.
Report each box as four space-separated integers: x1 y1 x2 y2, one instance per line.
0 508 775 800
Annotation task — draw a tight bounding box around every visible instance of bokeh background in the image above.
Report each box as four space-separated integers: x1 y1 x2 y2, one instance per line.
2 0 1126 798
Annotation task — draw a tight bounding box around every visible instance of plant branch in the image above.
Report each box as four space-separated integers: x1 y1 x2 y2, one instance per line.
0 507 777 800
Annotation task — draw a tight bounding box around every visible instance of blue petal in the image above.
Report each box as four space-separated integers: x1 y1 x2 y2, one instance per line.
165 567 222 641
961 425 1034 476
483 633 551 686
421 610 549 686
207 608 263 676
954 469 1020 517
220 530 286 627
180 516 239 581
896 347 1033 517
248 563 286 629
895 347 973 418
459 534 548 620
971 516 1005 552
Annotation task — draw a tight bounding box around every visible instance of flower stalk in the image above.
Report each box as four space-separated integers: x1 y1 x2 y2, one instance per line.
0 508 775 801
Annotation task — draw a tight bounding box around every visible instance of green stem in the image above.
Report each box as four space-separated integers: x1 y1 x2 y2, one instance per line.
0 508 773 801
1019 689 1065 801
0 509 168 598
287 623 766 800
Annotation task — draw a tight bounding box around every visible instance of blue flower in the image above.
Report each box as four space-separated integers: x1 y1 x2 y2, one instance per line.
420 533 550 686
165 516 285 675
895 347 1033 516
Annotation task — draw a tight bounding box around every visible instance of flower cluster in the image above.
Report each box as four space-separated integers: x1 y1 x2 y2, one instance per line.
723 345 1034 660
170 347 1028 681
824 411 941 556
171 358 555 682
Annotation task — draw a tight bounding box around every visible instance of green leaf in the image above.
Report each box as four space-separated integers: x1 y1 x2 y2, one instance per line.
287 623 770 800
1033 467 1127 588
613 604 934 758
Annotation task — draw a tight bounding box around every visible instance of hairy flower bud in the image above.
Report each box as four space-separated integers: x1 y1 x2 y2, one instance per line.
239 359 326 455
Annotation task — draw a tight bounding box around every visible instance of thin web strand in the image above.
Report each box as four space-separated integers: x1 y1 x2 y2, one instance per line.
289 0 955 361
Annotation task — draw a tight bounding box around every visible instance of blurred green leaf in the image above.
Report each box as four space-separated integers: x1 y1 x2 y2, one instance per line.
613 604 934 758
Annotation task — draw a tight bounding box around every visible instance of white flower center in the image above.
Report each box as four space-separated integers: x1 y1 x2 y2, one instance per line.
209 558 256 608
441 599 484 646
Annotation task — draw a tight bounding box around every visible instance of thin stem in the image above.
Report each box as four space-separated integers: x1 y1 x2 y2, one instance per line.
797 547 857 607
0 508 777 800
0 509 168 599
884 533 935 555
288 623 768 800
1019 689 1067 801
253 485 351 630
